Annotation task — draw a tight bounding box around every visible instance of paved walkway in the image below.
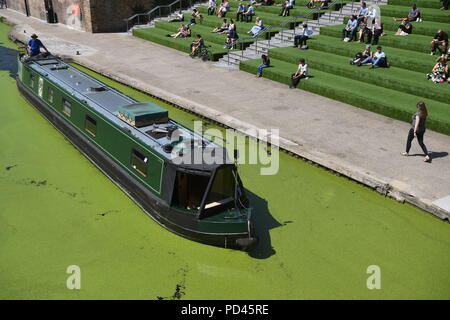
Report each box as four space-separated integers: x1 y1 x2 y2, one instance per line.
2 9 450 220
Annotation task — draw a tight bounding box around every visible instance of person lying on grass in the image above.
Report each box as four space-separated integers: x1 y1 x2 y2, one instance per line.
170 24 191 38
427 57 449 83
430 29 448 55
357 45 388 68
395 18 413 36
349 44 372 65
290 58 309 89
249 17 264 35
212 19 229 33
256 54 271 77
393 4 421 22
169 10 184 22
190 34 204 55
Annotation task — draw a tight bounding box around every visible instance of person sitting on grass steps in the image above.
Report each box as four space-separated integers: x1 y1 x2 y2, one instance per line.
355 2 369 25
169 24 191 38
207 0 217 15
212 19 229 33
401 102 430 163
342 15 358 42
289 58 308 89
217 3 227 17
393 4 421 22
187 9 203 26
430 30 448 55
256 54 271 77
294 23 313 49
224 24 239 49
190 34 204 56
243 4 255 22
427 57 449 83
236 2 246 21
357 17 372 43
279 0 295 17
358 45 388 68
249 17 264 35
350 44 372 65
395 18 413 36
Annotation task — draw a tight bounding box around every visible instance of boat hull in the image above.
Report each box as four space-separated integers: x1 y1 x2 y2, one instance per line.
17 77 257 250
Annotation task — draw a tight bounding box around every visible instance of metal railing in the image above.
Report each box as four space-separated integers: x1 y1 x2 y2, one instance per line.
123 0 206 32
226 0 351 65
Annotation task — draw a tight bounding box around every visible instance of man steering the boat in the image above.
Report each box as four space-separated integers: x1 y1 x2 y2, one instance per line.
27 34 50 57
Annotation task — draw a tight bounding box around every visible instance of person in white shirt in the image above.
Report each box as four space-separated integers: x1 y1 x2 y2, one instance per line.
358 45 387 68
279 0 294 17
169 10 184 22
207 0 217 15
249 17 264 35
290 58 308 88
293 23 312 48
217 3 227 17
243 4 255 22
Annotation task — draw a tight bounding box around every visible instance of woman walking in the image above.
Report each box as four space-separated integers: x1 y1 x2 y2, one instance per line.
402 102 431 162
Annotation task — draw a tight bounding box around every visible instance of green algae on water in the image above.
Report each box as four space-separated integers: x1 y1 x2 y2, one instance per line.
1 22 450 299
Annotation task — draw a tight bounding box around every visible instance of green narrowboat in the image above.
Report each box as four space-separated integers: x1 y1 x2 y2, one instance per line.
16 53 257 250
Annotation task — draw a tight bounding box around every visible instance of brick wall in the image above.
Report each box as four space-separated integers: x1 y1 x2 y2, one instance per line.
5 0 157 33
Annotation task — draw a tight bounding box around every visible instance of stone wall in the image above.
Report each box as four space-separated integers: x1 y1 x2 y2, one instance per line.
5 0 156 33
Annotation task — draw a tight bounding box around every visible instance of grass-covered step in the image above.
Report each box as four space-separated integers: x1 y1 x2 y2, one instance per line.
380 5 450 24
267 46 450 103
196 6 301 28
133 27 227 61
153 21 255 49
388 0 443 10
240 58 450 135
307 35 437 73
343 16 449 37
320 24 433 53
186 16 282 39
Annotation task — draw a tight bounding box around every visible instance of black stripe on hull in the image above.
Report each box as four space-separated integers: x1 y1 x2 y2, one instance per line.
17 78 256 250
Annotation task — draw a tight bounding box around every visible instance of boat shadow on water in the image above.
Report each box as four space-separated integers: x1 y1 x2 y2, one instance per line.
245 190 284 260
0 43 18 78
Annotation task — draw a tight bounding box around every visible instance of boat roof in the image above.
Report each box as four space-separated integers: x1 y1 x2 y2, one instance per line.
27 56 229 164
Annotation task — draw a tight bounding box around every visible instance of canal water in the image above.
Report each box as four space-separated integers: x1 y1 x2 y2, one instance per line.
1 22 449 299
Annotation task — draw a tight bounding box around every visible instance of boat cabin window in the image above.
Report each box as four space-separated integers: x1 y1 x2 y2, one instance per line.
85 115 97 137
172 171 210 212
203 166 235 211
29 73 35 89
131 149 148 177
48 87 54 104
62 98 71 117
